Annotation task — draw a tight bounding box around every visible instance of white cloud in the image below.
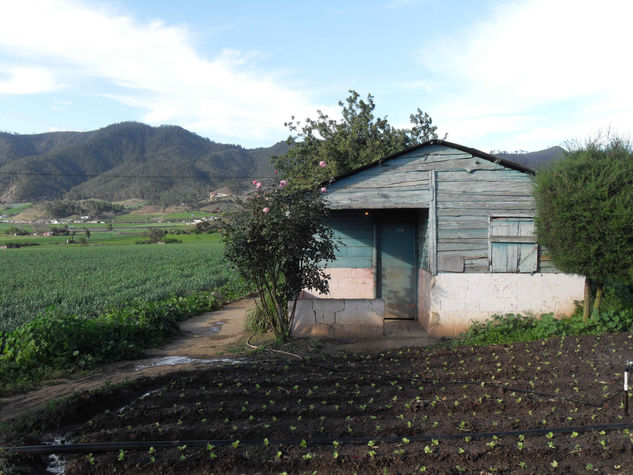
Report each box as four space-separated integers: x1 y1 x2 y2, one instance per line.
0 0 320 143
422 0 633 150
0 65 60 94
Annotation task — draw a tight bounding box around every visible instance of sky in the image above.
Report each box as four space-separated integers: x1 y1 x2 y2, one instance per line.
0 0 632 152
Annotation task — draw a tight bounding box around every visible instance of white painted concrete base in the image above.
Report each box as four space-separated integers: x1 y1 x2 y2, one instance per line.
427 273 585 337
292 298 384 338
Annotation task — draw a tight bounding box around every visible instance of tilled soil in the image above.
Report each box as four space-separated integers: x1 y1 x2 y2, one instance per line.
5 332 633 473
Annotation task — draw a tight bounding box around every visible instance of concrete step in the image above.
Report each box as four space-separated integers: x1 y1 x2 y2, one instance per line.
383 319 430 337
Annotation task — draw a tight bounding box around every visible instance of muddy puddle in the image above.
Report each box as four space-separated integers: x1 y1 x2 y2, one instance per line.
208 320 227 334
134 355 241 370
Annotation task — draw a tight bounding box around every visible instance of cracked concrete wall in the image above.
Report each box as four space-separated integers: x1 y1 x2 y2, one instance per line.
292 298 384 338
426 272 585 337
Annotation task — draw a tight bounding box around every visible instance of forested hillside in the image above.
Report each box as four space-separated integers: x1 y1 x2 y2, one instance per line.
0 122 286 204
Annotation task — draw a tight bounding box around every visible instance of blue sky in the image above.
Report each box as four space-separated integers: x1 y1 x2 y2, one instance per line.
0 0 631 152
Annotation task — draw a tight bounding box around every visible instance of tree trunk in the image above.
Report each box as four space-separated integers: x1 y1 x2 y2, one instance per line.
583 277 592 322
592 285 603 318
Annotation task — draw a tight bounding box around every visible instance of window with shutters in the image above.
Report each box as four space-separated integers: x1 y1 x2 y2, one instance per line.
489 216 538 273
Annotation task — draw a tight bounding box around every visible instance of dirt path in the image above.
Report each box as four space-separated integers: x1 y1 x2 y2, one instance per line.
0 299 255 422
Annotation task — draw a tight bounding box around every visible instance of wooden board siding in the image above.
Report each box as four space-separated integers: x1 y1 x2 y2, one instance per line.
326 213 374 268
325 143 559 274
326 145 495 210
435 163 536 273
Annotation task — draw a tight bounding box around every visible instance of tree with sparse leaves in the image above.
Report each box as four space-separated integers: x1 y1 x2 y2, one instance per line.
534 133 633 320
273 90 439 187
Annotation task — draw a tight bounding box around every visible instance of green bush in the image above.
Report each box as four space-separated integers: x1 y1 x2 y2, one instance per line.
459 306 633 346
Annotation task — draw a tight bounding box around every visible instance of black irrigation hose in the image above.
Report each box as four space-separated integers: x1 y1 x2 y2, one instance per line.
8 421 633 455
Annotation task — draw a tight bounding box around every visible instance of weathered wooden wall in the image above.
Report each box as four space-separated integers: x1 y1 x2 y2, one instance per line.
325 213 374 269
325 144 555 274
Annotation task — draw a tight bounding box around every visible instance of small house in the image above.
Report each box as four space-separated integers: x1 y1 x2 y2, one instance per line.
292 140 584 338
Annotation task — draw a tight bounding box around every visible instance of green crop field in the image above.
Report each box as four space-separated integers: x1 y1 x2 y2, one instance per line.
0 202 32 216
0 235 246 332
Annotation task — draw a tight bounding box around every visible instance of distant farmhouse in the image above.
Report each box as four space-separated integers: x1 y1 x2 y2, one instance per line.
293 140 583 338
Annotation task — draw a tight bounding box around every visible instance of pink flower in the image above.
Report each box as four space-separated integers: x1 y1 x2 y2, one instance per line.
319 161 326 168
252 180 257 184
274 170 278 174
279 179 287 188
262 207 270 213
255 182 262 189
265 197 270 201
320 187 327 193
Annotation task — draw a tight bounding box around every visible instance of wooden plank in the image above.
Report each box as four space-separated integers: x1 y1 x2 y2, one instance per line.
437 181 533 193
438 237 489 245
464 257 489 273
438 217 489 230
437 228 488 239
437 170 530 182
438 208 536 217
464 265 489 273
429 170 437 275
437 201 536 210
518 243 538 272
492 242 512 272
438 254 464 272
327 255 373 269
335 246 374 258
389 159 503 172
439 249 488 259
326 189 431 209
489 235 537 243
417 209 429 270
329 179 429 192
437 192 534 202
465 257 489 266
438 242 488 252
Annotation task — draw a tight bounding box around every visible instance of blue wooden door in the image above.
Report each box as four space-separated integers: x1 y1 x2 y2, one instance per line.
379 220 416 319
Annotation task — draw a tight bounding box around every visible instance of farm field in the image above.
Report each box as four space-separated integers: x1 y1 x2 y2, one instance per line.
3 332 633 473
0 236 243 332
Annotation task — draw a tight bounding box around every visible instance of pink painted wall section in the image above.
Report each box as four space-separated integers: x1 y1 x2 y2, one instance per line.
302 268 375 299
426 273 585 337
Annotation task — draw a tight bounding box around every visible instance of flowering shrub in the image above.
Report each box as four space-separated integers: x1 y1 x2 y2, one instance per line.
222 177 336 340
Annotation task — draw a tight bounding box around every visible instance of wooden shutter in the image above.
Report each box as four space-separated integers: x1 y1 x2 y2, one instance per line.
490 217 538 273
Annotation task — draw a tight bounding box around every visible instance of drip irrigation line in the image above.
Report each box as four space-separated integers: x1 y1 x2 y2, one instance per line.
8 421 633 455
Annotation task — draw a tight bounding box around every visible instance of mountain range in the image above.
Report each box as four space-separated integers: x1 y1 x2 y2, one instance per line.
0 122 564 204
0 122 286 204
